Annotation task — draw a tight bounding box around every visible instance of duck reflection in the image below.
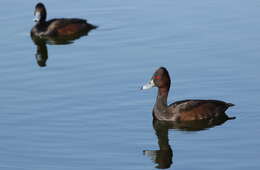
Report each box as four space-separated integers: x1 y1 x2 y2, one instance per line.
144 119 173 169
144 117 234 169
32 37 48 67
31 29 95 67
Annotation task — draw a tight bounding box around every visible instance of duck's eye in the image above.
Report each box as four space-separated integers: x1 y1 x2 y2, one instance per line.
154 75 161 80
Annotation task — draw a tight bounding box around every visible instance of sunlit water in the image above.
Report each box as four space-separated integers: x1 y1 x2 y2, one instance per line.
0 0 260 169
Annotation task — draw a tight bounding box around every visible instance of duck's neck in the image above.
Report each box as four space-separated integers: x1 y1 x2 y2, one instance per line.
35 21 48 32
37 20 46 26
155 87 169 111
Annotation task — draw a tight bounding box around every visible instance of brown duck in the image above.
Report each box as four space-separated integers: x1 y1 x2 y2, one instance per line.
31 3 97 37
141 67 235 121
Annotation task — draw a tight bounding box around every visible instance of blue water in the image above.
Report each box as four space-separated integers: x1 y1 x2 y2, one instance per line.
0 0 260 169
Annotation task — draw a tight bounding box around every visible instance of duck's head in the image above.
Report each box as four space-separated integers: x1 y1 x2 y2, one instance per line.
33 2 47 23
141 67 171 90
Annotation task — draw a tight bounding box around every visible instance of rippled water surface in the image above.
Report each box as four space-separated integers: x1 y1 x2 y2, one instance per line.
0 0 260 169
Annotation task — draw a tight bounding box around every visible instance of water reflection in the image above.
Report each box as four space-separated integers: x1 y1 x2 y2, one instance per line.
33 38 48 67
31 29 95 67
144 117 233 169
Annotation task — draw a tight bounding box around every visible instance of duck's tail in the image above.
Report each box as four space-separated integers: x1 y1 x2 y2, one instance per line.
90 24 98 29
226 102 235 107
85 22 98 29
227 116 236 120
225 102 235 120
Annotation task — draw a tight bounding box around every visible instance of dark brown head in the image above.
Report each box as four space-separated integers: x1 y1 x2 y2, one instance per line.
141 67 171 91
34 2 47 23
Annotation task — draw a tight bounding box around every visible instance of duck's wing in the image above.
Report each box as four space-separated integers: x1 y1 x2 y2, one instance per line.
169 99 233 110
46 18 96 36
168 99 234 121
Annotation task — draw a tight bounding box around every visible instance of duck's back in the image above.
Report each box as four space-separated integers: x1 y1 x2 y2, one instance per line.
46 18 96 36
32 18 96 37
167 100 234 121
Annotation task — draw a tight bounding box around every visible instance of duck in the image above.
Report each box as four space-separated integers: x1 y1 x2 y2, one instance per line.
31 2 97 37
141 67 235 121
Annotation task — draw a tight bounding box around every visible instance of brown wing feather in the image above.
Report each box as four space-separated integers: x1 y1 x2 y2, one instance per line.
46 19 94 36
168 100 232 121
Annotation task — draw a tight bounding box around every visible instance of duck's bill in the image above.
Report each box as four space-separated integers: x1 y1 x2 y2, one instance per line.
33 12 40 22
141 79 155 90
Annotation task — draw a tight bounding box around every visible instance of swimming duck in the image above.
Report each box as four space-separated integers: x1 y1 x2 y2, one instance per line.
141 67 235 121
31 2 97 37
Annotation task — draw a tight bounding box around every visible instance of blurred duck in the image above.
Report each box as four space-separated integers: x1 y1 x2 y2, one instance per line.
31 2 97 37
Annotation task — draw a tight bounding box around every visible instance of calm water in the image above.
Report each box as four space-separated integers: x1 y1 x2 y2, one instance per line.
0 0 260 169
